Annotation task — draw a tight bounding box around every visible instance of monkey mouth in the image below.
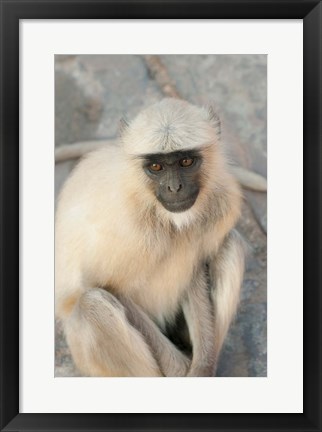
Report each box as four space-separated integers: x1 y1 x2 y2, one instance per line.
160 196 197 213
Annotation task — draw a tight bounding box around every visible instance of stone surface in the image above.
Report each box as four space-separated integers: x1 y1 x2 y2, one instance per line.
55 160 78 204
161 55 267 176
77 55 163 139
55 57 104 146
54 55 267 377
55 319 80 377
217 201 267 377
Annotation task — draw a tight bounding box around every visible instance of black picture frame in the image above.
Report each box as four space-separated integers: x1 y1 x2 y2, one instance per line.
1 1 321 431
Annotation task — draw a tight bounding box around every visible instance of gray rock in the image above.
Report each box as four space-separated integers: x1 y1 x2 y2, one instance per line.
55 319 80 377
245 190 267 233
78 55 163 139
55 159 77 203
160 55 267 175
55 57 104 146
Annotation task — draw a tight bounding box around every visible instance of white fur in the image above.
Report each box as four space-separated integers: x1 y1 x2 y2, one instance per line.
121 99 215 155
55 98 244 377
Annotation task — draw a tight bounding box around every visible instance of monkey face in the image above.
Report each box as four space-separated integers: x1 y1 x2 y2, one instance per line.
143 150 202 213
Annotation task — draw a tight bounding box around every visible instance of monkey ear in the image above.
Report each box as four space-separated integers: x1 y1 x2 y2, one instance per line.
119 117 130 136
207 105 221 140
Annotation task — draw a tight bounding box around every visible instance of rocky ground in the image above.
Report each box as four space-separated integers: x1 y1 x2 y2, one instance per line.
55 54 267 377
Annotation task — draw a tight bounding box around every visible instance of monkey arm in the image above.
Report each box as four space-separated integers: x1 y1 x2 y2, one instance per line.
118 295 190 377
64 288 163 377
182 269 216 377
208 229 245 372
183 230 244 377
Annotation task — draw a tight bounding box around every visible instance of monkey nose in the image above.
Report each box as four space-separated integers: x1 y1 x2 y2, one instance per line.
168 184 182 193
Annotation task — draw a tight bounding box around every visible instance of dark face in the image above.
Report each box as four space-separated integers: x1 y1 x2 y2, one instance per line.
142 150 202 213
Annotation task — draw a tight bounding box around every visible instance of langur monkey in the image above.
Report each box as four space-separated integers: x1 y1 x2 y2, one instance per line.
55 98 245 377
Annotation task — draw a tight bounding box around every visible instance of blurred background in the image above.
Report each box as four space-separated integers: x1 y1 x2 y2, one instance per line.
55 55 267 377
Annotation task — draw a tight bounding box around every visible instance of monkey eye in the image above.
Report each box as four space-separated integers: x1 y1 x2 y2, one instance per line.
149 163 163 172
179 158 194 167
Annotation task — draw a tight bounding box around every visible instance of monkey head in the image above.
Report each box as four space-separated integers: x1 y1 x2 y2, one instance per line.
121 98 223 216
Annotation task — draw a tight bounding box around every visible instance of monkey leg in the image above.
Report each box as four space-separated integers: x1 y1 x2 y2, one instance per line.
182 270 216 377
64 288 163 377
209 230 245 373
119 295 190 377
